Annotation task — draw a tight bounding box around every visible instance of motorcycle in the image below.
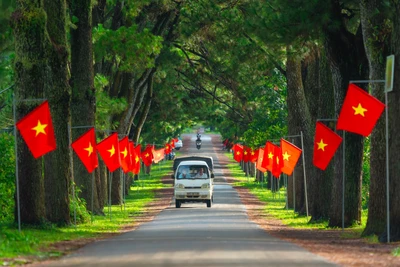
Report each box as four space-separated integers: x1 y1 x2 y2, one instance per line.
196 138 202 150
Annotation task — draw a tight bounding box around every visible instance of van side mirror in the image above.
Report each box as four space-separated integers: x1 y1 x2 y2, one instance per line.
171 174 175 179
211 173 215 178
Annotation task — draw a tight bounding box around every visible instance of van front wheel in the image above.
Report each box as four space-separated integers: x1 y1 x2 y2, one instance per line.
206 200 212 208
175 200 181 208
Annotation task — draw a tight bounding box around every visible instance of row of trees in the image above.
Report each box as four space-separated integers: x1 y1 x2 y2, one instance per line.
1 0 399 241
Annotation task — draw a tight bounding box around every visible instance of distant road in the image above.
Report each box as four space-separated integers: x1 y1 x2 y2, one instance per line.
38 133 337 267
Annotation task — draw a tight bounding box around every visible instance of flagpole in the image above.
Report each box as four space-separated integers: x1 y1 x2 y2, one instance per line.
67 124 77 227
292 138 296 213
285 174 288 212
342 131 345 231
300 131 309 219
12 94 21 232
109 171 112 221
385 87 390 243
91 171 94 223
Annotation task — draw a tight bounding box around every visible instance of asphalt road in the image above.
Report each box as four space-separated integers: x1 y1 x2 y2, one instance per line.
40 133 337 267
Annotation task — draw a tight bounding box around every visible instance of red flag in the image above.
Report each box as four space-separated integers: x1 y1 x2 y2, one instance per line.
280 139 302 176
71 128 98 173
250 149 259 163
97 133 121 172
132 144 141 174
336 84 385 136
256 148 267 172
243 146 252 162
313 122 343 170
119 137 131 173
153 148 165 164
169 139 175 149
261 141 275 171
141 145 153 166
232 144 243 162
16 101 56 158
164 143 172 154
272 146 283 178
128 141 135 172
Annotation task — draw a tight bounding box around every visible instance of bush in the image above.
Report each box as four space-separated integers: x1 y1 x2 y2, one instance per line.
0 133 15 223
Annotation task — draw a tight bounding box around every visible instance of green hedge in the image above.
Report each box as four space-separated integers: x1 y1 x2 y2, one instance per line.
0 133 15 223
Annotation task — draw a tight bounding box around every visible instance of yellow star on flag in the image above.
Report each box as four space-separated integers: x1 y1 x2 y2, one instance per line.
317 139 328 151
352 103 368 117
107 145 115 157
84 142 94 157
121 147 128 158
236 151 241 155
135 156 139 163
268 152 273 159
32 120 48 137
145 153 150 157
276 156 280 164
283 151 291 161
251 151 255 155
244 151 248 155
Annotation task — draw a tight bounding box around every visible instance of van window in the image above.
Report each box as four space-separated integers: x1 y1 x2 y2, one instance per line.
177 165 209 179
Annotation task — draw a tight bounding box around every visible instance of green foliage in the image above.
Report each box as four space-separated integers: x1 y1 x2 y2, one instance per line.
69 185 90 224
393 247 400 257
93 24 163 72
0 133 15 223
94 74 128 131
362 137 370 209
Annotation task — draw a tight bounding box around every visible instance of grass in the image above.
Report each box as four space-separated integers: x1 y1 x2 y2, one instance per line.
393 247 400 257
0 160 173 263
225 152 368 234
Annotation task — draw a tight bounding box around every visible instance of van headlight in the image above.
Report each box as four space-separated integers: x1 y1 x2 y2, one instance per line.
175 183 185 189
201 183 210 189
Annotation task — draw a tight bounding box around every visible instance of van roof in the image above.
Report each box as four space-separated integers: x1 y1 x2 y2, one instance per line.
177 160 209 167
173 156 213 171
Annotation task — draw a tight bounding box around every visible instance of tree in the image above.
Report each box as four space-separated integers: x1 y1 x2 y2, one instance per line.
11 0 48 224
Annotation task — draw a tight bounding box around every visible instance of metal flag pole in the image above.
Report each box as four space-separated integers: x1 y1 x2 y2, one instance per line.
300 131 309 219
12 94 21 232
285 174 288 212
109 171 112 221
67 123 77 227
292 138 296 213
385 83 391 243
342 131 345 231
91 171 95 223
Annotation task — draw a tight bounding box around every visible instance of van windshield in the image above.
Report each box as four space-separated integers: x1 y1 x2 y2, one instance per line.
177 165 209 179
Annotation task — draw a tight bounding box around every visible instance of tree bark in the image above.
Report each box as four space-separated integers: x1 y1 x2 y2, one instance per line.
360 0 390 237
70 0 103 215
302 45 335 220
286 50 314 216
43 0 71 225
387 1 400 242
324 1 368 227
11 1 48 224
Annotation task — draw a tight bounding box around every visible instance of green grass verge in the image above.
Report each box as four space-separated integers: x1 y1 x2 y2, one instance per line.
225 152 368 233
393 247 400 257
0 160 173 262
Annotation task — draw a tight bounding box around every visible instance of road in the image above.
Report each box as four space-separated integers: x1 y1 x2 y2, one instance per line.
40 133 337 267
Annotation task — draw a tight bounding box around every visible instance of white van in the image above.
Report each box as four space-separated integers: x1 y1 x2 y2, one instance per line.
173 160 214 208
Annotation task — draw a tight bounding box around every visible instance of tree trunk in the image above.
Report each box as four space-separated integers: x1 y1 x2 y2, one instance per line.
386 1 400 242
70 0 102 215
324 1 368 227
11 1 48 225
286 50 314 216
43 0 71 225
302 45 335 220
360 0 390 237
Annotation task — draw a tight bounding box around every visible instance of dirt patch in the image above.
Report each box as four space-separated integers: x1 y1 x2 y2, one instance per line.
210 133 400 267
